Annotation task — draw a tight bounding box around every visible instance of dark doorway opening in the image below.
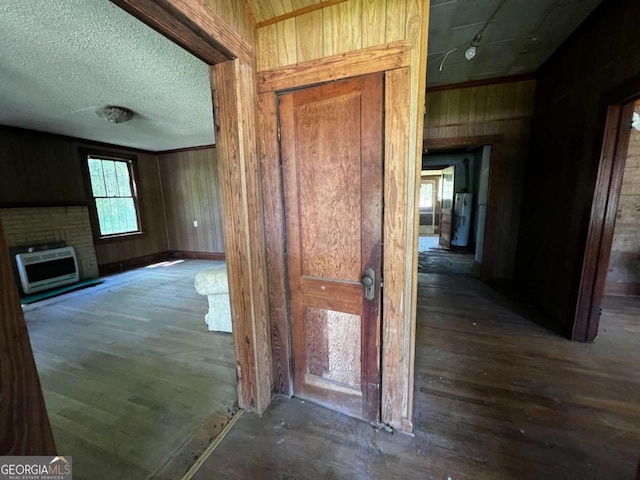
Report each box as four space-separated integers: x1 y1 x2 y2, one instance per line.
418 145 491 277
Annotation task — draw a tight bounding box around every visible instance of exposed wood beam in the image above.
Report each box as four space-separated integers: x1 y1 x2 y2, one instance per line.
110 0 234 64
255 0 349 29
211 60 273 413
256 41 411 93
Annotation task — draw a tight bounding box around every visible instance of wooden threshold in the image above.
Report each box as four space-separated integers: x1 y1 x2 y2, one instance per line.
181 410 244 480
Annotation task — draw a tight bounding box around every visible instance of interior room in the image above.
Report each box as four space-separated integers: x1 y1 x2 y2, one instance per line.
2 0 640 479
0 0 237 477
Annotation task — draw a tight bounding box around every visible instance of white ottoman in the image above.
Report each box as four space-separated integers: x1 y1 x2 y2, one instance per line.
194 265 232 332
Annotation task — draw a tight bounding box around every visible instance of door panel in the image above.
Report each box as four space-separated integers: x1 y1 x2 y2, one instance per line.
279 73 383 421
439 166 455 249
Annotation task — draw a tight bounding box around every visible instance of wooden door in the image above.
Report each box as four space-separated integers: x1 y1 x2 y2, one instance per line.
279 73 383 421
439 166 455 249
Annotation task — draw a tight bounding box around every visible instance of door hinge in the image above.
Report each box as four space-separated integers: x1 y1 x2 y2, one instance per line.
277 122 281 143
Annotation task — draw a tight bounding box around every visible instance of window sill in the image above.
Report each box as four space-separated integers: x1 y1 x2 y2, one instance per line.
95 231 146 244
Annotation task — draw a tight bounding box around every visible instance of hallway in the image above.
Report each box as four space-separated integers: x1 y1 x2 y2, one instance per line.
191 273 640 479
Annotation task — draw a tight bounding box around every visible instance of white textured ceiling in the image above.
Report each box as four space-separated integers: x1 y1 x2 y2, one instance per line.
0 0 214 152
427 0 602 86
1 1 605 149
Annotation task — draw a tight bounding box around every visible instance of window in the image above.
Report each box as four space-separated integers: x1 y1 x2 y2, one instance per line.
86 155 141 237
419 182 434 209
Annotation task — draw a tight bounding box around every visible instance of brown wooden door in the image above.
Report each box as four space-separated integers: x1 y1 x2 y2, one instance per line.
279 73 383 421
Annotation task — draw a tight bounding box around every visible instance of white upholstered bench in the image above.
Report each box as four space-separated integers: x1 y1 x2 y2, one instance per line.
194 265 232 333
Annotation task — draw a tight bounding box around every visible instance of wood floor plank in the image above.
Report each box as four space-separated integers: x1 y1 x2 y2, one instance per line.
24 259 237 479
194 272 640 479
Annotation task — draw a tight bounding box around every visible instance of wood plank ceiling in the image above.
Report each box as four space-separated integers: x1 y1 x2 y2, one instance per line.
245 0 347 26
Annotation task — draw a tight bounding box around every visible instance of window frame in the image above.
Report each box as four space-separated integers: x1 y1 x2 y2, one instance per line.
79 148 144 242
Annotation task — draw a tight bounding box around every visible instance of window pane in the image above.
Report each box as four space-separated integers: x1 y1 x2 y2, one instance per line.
102 160 118 197
419 182 433 209
95 198 139 235
114 161 132 196
89 156 140 236
88 159 106 196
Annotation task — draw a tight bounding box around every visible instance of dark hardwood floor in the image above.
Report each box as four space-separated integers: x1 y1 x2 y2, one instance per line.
193 273 640 479
24 259 237 480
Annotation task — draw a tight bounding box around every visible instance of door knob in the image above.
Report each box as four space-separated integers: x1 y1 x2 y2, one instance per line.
362 268 375 300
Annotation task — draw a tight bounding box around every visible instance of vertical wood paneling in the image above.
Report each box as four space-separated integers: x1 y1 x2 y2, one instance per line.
332 0 362 54
0 219 56 455
296 10 324 62
158 148 225 254
277 18 298 65
322 5 335 57
256 24 279 70
361 0 386 48
385 0 406 43
424 80 537 280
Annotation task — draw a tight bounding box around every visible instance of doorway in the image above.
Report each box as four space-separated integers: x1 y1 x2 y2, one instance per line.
418 145 491 278
576 96 640 341
279 73 383 421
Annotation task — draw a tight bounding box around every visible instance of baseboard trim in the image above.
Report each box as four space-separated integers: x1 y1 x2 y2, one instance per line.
98 251 171 276
171 250 226 261
98 250 226 275
604 282 640 296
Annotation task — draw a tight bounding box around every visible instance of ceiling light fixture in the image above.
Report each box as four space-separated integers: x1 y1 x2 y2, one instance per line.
95 105 135 124
438 0 507 72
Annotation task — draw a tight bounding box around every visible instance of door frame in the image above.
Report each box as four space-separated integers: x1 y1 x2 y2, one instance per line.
111 0 274 414
574 78 640 342
257 41 422 432
2 0 273 454
423 135 503 281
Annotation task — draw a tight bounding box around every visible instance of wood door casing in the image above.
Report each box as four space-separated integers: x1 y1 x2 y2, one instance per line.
279 73 383 421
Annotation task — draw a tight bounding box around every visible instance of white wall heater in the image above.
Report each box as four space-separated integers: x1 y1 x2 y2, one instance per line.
15 246 79 294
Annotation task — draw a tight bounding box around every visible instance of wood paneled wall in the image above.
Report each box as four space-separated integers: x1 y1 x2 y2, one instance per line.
158 147 225 253
256 0 423 70
0 219 56 455
606 125 640 294
255 0 429 432
0 128 169 266
516 0 640 336
424 80 537 280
